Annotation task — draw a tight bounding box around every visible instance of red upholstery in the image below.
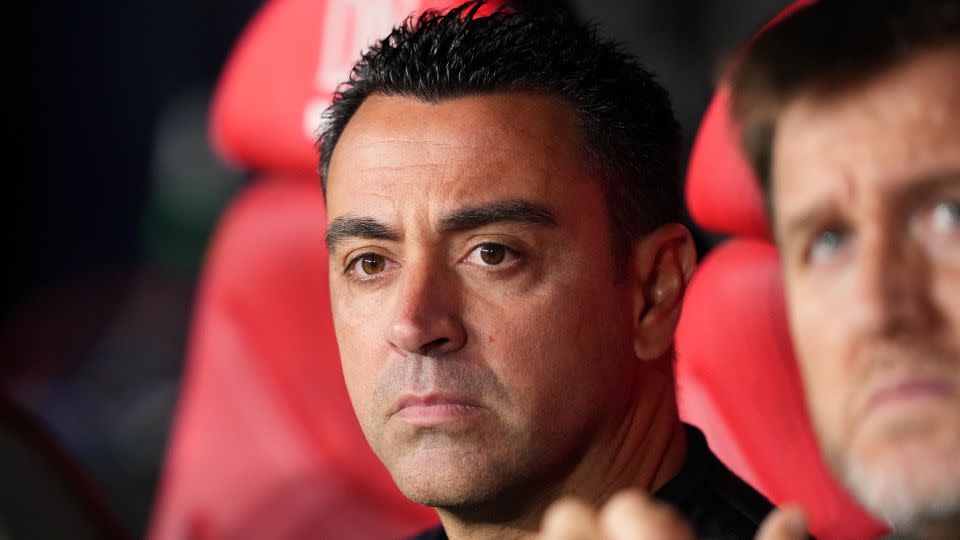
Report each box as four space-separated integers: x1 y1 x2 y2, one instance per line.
675 241 884 539
209 0 499 176
675 1 887 538
684 86 768 238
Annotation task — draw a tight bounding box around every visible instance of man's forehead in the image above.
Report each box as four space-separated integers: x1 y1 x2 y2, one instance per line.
338 91 580 151
325 92 591 217
338 132 521 185
771 49 960 228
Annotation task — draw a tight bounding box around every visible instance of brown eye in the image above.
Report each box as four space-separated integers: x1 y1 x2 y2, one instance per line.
478 244 506 265
359 254 386 275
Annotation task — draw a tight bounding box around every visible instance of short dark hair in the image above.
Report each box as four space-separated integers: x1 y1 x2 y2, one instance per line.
730 0 960 199
318 1 682 270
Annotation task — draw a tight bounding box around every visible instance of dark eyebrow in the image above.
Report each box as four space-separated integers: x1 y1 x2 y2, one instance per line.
780 204 839 246
438 199 558 233
894 170 960 204
326 216 400 253
779 171 960 243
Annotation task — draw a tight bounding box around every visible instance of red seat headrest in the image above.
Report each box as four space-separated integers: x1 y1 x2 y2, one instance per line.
684 0 817 238
209 0 502 176
685 85 769 238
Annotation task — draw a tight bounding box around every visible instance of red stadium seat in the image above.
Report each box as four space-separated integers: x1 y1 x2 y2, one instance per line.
675 2 888 538
149 1 502 538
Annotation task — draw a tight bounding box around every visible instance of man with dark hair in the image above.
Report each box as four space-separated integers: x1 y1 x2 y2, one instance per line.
318 2 772 538
719 1 960 538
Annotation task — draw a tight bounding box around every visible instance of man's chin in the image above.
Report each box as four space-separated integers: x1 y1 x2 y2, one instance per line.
395 475 497 510
838 422 960 531
386 444 512 509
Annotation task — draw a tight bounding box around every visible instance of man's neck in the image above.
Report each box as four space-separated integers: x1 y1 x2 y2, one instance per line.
436 366 687 540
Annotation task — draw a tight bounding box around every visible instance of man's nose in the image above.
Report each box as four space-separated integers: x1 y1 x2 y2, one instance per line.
852 233 940 338
386 263 467 356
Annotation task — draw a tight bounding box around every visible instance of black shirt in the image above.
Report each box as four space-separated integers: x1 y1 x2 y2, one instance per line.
407 424 774 540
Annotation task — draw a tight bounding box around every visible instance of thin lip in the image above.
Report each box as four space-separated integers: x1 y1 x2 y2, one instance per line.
390 392 483 416
864 375 955 413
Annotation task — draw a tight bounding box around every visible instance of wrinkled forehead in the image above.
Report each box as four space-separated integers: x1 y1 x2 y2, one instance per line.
325 92 593 219
771 48 960 225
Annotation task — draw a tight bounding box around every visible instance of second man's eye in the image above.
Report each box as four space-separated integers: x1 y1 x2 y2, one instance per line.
931 200 960 233
807 229 849 265
914 199 960 263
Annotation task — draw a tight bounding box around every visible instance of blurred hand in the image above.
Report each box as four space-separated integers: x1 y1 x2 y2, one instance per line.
537 489 807 540
755 506 808 540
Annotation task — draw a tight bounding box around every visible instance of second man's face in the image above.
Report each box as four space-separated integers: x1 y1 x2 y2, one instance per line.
772 49 960 526
324 92 643 510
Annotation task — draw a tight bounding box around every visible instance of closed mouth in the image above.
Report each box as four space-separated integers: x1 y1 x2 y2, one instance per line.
391 392 484 424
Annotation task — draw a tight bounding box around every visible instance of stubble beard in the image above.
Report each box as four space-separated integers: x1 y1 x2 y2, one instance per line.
833 425 960 536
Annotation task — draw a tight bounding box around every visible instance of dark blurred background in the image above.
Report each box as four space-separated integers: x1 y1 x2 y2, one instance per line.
9 1 786 537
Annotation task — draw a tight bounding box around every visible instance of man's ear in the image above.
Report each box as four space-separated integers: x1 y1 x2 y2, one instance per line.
630 224 697 361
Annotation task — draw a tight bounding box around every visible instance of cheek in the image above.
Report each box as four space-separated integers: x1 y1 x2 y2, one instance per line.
933 265 960 335
330 288 391 412
473 278 629 420
785 280 856 441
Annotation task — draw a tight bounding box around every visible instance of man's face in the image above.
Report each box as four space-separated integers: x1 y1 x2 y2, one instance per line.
325 93 638 509
772 49 960 527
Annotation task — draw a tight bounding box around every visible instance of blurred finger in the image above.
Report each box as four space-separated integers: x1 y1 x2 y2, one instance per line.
540 496 602 539
599 489 695 540
755 506 807 540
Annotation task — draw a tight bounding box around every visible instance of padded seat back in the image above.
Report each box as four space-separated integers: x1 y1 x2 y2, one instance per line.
675 3 887 538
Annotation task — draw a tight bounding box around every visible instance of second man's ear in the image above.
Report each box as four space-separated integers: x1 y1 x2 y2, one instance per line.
629 223 697 361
